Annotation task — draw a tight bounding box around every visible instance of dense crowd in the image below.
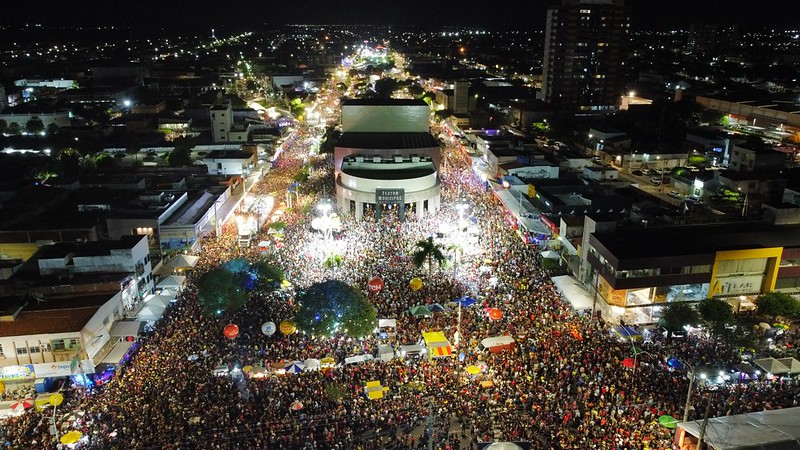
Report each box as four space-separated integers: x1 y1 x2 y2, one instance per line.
2 86 800 450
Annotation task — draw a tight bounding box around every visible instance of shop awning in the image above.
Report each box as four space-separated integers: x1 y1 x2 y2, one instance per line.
100 340 135 365
156 275 186 290
551 275 594 310
776 357 800 375
109 321 144 338
754 358 791 375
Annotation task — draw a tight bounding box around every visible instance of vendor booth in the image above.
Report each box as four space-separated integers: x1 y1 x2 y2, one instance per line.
422 331 454 359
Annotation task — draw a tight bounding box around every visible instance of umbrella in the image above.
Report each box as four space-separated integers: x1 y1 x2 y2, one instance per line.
303 358 321 370
658 415 678 429
429 303 447 313
773 323 789 330
242 365 253 373
10 398 34 412
60 431 83 445
466 365 481 375
456 296 477 307
621 358 636 368
409 305 431 317
187 354 200 362
667 358 684 370
480 380 494 388
284 361 305 374
289 400 304 411
487 308 503 320
758 322 771 330
188 416 202 424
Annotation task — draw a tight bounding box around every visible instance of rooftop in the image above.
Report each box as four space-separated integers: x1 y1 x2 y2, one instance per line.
342 98 427 107
593 222 800 260
0 306 100 337
337 132 440 150
35 235 144 259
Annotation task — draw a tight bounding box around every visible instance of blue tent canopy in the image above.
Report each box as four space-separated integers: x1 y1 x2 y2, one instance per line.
456 296 477 307
615 326 642 340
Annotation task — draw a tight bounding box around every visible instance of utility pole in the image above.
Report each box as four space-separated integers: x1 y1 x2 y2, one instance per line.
697 391 716 450
682 370 695 422
426 400 435 450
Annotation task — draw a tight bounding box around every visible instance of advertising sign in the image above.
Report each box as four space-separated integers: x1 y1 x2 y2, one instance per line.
0 364 35 381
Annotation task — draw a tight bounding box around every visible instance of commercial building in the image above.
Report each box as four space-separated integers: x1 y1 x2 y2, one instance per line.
334 99 441 220
0 235 154 388
584 222 800 324
541 0 630 110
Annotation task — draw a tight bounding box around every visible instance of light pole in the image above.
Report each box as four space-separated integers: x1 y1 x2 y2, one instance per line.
682 362 700 422
453 199 469 349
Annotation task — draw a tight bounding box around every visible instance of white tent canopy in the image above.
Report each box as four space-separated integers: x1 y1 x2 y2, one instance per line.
157 275 186 290
551 275 594 310
378 319 397 328
138 304 167 322
109 321 144 338
754 358 792 375
164 254 199 270
541 250 560 259
100 340 135 365
776 357 800 375
676 406 800 450
144 294 174 309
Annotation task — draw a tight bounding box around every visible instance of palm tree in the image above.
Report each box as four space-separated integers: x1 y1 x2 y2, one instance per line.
412 237 446 278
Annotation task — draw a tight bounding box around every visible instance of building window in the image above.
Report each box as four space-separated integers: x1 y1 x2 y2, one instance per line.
29 346 40 354
103 316 110 326
52 339 65 351
0 343 4 356
17 347 28 355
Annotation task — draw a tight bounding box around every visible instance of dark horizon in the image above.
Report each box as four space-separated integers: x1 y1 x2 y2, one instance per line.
2 0 797 32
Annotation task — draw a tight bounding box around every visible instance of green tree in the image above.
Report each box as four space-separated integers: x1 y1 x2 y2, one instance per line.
46 123 60 136
323 253 343 270
412 236 446 278
659 302 699 338
697 298 734 334
57 147 83 177
0 119 6 134
294 280 377 338
168 138 194 167
25 117 45 134
197 267 248 316
250 261 284 291
756 292 800 321
125 137 141 165
7 122 21 135
373 78 398 98
94 153 117 169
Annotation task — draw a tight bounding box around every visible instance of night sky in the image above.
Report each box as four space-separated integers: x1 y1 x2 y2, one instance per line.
5 0 798 30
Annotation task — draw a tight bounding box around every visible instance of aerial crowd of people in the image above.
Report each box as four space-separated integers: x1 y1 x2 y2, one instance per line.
1 84 799 450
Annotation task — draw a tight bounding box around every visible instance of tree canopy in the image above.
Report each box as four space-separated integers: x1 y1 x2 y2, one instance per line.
659 302 699 337
294 280 377 338
197 268 248 316
756 292 800 320
697 298 734 333
412 237 446 277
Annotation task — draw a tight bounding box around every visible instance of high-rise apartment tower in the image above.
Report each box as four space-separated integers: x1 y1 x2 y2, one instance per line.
542 0 630 110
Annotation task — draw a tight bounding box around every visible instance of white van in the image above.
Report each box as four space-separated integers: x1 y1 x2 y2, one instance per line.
397 344 426 358
377 345 395 362
477 336 516 353
344 354 374 365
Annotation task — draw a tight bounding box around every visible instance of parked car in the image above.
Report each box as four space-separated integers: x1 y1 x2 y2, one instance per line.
650 177 662 185
632 170 644 176
668 191 682 199
685 196 704 205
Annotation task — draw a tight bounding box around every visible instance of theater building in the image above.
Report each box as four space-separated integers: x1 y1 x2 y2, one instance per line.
334 99 441 220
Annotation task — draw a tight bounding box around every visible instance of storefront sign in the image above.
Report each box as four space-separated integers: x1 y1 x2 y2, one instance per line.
0 365 35 381
33 361 85 378
713 275 763 295
375 188 404 204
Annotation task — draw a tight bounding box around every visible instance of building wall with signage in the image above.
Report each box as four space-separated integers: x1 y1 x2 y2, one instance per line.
709 248 782 298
